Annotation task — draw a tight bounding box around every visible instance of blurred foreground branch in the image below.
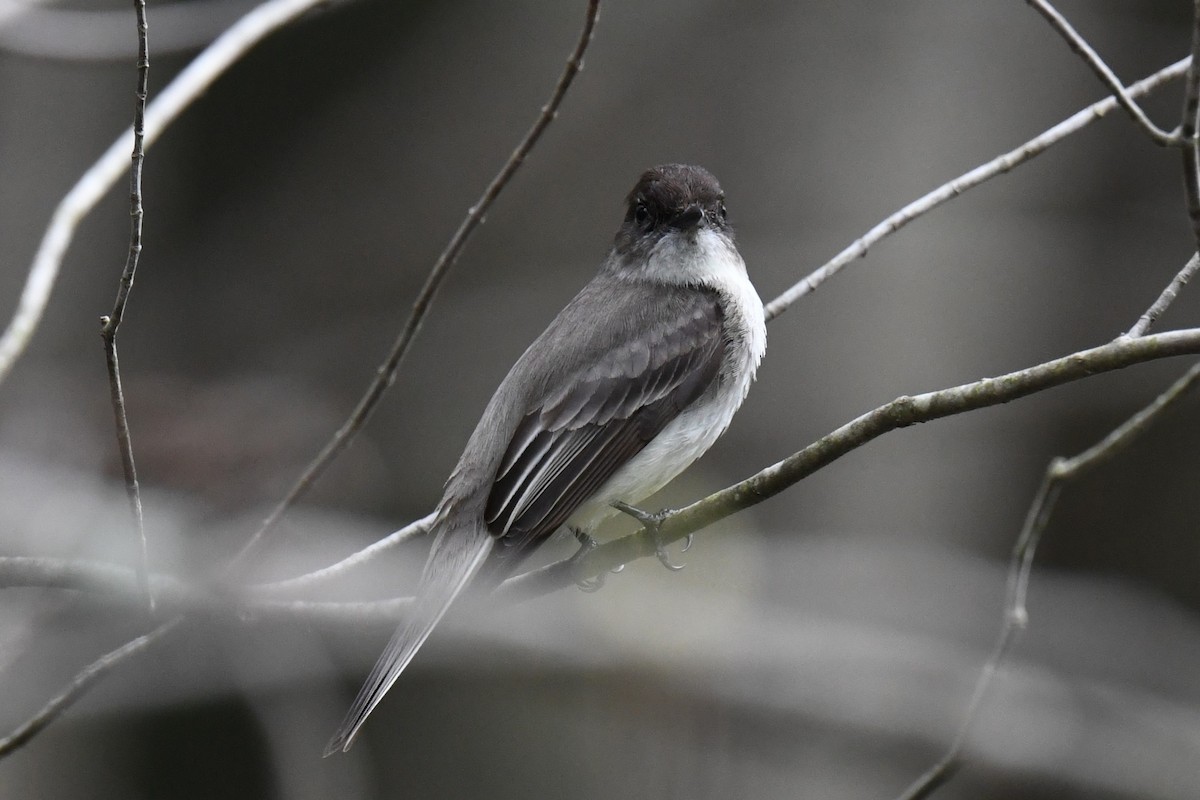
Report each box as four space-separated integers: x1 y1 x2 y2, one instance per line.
229 0 603 571
0 0 333 387
7 326 1200 613
0 617 183 758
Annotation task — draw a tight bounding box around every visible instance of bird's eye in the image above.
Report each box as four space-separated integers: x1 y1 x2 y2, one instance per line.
634 203 650 226
718 202 728 221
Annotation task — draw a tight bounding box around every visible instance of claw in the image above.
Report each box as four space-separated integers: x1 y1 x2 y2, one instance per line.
654 542 686 571
571 526 597 548
577 573 606 593
611 501 686 571
681 534 694 553
570 527 606 592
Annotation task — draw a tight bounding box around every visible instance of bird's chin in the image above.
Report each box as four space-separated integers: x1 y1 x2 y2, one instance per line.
644 228 740 285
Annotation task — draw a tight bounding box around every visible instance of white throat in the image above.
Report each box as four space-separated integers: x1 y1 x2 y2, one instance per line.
572 227 767 531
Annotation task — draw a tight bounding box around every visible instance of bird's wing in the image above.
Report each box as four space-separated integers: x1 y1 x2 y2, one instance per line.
484 286 726 560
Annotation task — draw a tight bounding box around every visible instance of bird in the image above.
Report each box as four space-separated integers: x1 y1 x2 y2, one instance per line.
325 164 766 755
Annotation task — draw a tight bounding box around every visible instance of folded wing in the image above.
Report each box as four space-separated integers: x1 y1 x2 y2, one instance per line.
484 289 727 561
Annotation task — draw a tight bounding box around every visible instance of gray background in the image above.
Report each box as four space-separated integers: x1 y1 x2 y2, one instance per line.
1 1 1198 798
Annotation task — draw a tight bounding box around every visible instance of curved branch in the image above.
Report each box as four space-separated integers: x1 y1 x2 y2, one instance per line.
764 57 1191 319
1127 252 1199 337
498 326 1200 599
1025 0 1180 146
228 0 603 571
0 617 182 758
253 511 436 595
10 329 1200 615
9 329 1200 616
0 0 336 389
896 359 1200 800
0 556 411 625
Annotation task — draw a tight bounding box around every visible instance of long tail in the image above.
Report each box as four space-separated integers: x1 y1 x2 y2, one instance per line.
324 522 493 755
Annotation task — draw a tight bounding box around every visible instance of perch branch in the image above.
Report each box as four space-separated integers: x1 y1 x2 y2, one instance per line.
895 359 1200 800
7 329 1200 611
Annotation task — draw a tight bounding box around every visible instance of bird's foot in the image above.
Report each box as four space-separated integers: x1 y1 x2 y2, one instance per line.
570 527 606 593
611 501 690 571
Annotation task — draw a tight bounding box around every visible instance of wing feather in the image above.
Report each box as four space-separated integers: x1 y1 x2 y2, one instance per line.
483 288 726 563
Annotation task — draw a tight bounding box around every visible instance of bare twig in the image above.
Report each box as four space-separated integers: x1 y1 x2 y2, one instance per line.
228 0 603 571
1126 252 1200 338
1 352 1198 782
899 216 1200 797
0 617 182 758
0 0 264 60
0 0 331 388
497 326 1200 598
896 359 1200 800
253 511 436 595
99 0 152 613
764 57 1191 320
10 331 1200 620
0 0 339 758
1025 0 1180 146
0 0 601 756
252 57 1200 591
1181 2 1200 255
9 331 1200 626
0 557 411 625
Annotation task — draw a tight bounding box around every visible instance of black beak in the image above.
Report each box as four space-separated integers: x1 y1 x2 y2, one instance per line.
670 204 706 231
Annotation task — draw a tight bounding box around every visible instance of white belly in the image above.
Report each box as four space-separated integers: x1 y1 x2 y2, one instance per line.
565 383 746 531
567 231 766 532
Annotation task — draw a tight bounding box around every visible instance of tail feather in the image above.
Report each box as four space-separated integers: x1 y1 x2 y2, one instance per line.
324 524 493 756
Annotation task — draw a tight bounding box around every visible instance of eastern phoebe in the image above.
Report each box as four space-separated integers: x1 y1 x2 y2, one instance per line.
325 164 766 754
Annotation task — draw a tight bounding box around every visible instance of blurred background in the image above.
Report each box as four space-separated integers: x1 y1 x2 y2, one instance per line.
2 0 1200 797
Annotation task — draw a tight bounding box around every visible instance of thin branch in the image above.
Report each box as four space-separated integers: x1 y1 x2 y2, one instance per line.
900 233 1200 797
0 617 182 758
1025 0 1180 146
252 511 436 595
227 0 603 572
1126 252 1200 337
0 0 601 756
11 332 1200 617
98 0 152 613
0 0 266 61
0 557 411 626
497 326 1200 598
6 333 1200 644
254 57 1199 592
0 0 332 388
763 57 1191 320
238 325 1200 605
896 359 1200 800
0 0 338 758
1181 2 1200 256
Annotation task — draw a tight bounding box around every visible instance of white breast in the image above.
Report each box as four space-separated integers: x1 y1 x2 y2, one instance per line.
568 229 766 532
